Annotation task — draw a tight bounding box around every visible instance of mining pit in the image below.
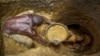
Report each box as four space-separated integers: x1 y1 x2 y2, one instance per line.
0 0 100 56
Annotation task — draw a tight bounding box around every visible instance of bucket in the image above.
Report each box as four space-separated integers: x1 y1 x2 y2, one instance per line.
37 23 70 44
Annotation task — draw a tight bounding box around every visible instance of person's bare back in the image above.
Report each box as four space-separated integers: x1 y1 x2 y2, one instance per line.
3 14 52 45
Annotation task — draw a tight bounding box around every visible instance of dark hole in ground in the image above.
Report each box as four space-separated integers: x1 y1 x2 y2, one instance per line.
67 24 94 52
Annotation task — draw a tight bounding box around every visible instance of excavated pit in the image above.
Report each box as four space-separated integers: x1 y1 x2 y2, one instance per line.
53 9 100 54
0 0 100 56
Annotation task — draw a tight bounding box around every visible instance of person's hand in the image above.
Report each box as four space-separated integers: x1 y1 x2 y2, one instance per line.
49 40 60 46
47 21 56 25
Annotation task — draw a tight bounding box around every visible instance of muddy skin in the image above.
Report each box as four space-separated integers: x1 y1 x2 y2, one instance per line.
2 14 52 45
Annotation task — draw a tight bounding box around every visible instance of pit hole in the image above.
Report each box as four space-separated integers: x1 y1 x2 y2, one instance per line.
66 24 93 52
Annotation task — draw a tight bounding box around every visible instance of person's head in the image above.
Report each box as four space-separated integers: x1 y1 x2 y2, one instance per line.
32 14 44 26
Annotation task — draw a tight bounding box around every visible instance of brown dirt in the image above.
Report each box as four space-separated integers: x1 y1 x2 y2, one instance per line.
0 0 100 56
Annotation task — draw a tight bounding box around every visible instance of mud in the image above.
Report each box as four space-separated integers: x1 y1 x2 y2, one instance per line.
0 0 100 56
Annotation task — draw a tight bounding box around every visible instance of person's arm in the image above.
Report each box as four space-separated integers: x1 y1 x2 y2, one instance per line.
43 17 56 25
29 30 49 46
33 35 50 45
